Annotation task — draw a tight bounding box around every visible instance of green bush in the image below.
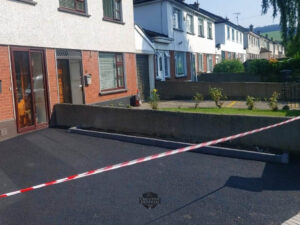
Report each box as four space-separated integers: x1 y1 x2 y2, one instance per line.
246 96 256 110
209 87 226 108
269 91 280 111
193 93 204 109
213 60 245 73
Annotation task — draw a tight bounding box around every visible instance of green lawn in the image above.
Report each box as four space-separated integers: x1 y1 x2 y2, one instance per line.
161 107 300 117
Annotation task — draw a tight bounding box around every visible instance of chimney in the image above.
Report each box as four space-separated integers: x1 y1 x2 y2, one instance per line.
249 24 254 32
190 1 199 10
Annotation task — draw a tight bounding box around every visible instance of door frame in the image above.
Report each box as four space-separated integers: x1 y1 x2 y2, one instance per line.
10 46 50 133
55 49 85 105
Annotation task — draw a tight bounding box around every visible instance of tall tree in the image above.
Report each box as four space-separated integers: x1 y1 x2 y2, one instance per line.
262 0 299 44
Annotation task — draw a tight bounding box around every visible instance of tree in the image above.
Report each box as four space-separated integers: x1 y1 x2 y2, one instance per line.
262 0 299 46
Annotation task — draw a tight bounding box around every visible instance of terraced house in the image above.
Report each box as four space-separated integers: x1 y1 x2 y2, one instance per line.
0 0 138 140
134 0 218 82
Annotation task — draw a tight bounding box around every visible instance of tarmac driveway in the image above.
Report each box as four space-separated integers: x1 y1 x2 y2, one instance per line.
0 129 299 225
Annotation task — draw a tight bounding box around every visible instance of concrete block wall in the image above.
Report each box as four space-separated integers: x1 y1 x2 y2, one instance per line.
156 81 300 100
51 104 300 152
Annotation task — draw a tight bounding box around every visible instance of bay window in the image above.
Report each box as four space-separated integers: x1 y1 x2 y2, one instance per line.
99 53 125 92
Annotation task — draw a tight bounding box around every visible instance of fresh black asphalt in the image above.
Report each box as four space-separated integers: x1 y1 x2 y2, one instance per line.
0 128 299 225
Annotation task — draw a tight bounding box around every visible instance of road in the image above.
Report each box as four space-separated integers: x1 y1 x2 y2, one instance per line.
0 128 299 225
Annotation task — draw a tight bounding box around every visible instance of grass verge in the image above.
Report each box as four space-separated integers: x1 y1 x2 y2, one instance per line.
161 107 300 117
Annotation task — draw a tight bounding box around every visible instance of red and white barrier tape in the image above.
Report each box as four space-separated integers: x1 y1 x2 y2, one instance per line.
1 116 299 199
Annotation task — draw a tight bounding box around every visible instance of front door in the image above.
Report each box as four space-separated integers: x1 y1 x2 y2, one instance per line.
136 55 150 101
11 48 49 133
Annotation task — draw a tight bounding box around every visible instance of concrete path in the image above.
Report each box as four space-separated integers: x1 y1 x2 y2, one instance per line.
138 100 300 110
282 212 300 225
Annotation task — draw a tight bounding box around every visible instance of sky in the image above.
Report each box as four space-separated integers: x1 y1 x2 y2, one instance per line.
185 0 280 28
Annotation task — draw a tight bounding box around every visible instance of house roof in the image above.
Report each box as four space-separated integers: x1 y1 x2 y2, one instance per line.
142 28 169 39
134 0 246 31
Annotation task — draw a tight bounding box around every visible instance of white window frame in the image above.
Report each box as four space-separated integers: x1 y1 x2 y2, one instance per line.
198 17 205 37
232 29 235 41
197 53 203 72
156 51 170 80
175 51 187 78
206 54 213 73
227 26 230 40
207 22 213 39
186 14 194 34
173 8 182 30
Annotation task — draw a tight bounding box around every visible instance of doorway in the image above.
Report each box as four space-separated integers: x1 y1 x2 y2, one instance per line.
190 53 197 81
56 49 84 104
136 54 150 100
11 47 49 133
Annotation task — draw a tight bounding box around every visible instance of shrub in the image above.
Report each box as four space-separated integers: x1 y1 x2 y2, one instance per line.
213 60 245 73
269 91 280 111
246 96 256 110
149 89 160 110
193 93 204 109
209 87 226 108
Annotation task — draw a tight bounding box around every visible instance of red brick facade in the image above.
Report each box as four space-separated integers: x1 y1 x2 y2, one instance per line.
82 51 137 104
0 46 14 121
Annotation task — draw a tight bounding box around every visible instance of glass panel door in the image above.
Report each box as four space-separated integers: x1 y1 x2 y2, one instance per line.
13 51 35 130
31 52 48 124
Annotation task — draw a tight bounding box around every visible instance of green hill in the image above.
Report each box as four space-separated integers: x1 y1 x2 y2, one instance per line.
261 31 282 42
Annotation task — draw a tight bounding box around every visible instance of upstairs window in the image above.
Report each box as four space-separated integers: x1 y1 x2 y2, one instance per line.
59 0 86 13
198 17 204 37
207 22 213 39
232 29 235 41
173 8 182 30
103 0 122 21
227 26 230 40
186 14 194 34
240 33 243 44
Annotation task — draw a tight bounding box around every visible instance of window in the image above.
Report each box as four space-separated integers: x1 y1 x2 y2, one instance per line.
236 31 238 42
99 53 125 91
198 17 204 37
197 53 203 72
227 26 230 40
240 33 242 43
173 8 182 30
207 22 213 39
186 14 194 34
175 52 186 77
59 0 86 13
103 0 122 21
232 29 235 41
164 52 170 78
221 51 226 61
206 54 213 73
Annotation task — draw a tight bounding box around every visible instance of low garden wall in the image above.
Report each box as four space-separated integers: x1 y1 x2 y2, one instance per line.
197 73 261 82
156 81 300 101
51 104 300 152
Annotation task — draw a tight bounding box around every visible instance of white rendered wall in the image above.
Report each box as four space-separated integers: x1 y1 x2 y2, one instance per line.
0 0 135 53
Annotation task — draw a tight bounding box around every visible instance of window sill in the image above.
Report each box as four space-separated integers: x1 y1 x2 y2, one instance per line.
173 28 183 32
187 32 195 35
102 17 125 25
175 75 187 78
198 35 205 38
9 0 37 5
58 8 90 17
99 89 127 96
207 37 213 40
